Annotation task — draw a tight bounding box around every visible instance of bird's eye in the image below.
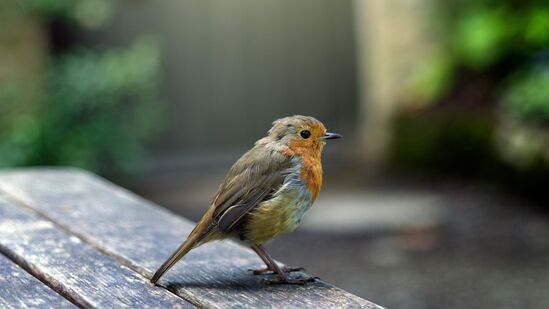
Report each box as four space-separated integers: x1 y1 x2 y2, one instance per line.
300 130 311 139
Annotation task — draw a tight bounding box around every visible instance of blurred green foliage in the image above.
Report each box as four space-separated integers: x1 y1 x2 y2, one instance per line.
1 0 116 28
395 0 549 196
418 0 549 109
393 110 549 198
503 67 549 125
0 0 163 176
0 39 162 174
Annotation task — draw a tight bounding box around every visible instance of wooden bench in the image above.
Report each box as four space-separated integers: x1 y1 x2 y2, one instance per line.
0 168 383 308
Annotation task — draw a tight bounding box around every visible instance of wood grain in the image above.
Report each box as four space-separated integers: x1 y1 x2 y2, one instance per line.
0 168 384 309
0 194 194 308
0 254 76 309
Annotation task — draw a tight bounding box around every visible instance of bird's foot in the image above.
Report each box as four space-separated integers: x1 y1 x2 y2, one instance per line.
249 266 305 275
262 275 318 285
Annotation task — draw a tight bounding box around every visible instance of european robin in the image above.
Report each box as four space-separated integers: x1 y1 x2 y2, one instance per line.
151 115 342 285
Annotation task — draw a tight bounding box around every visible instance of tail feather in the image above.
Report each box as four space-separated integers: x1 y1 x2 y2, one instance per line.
151 233 200 284
151 206 218 284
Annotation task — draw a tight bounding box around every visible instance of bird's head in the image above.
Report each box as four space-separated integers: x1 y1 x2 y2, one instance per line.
263 115 342 156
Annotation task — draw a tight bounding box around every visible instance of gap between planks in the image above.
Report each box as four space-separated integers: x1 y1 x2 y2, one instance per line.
0 243 87 308
0 190 196 308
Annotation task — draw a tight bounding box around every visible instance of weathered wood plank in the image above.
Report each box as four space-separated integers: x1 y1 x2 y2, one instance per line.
0 194 194 308
0 169 383 309
0 254 76 309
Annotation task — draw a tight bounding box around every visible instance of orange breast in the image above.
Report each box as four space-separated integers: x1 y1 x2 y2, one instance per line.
284 139 324 200
299 153 323 200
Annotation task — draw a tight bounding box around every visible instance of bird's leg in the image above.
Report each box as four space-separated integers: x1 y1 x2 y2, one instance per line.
249 245 305 275
250 244 316 285
250 245 277 274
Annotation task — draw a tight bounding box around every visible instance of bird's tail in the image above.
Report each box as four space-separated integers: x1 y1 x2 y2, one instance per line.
151 205 218 284
150 231 202 284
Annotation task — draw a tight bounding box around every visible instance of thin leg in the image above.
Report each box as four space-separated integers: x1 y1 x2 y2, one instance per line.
250 245 305 274
250 244 316 285
251 245 274 269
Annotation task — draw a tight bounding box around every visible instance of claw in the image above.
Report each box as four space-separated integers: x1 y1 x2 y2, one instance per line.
249 266 305 275
249 268 274 275
263 275 317 285
282 266 305 272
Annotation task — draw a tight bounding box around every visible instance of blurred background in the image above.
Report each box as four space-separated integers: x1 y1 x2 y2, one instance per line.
2 0 549 308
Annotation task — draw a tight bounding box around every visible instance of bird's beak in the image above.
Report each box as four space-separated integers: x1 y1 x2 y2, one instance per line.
323 132 342 140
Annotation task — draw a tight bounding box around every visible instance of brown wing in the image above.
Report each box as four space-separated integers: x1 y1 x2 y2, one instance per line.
212 145 292 232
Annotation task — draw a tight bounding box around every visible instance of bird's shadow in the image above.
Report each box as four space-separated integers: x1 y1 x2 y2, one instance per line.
163 268 327 292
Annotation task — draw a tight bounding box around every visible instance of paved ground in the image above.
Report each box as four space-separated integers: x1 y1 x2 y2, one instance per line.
131 154 549 309
268 187 549 309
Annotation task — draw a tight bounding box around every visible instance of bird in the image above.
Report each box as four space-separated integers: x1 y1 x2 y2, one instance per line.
151 115 342 285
